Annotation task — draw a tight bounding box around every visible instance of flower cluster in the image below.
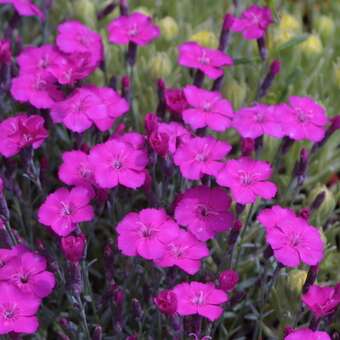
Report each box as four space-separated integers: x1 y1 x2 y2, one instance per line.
0 245 55 334
0 114 48 158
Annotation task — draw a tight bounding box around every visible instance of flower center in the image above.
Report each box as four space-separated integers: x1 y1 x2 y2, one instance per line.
195 153 206 162
192 290 205 305
196 205 208 217
35 77 47 91
295 108 310 123
60 201 72 216
289 233 301 247
199 51 210 65
1 304 18 321
113 160 122 170
79 164 92 179
203 101 212 112
239 171 253 185
0 260 5 268
255 112 265 123
128 24 139 37
20 274 29 284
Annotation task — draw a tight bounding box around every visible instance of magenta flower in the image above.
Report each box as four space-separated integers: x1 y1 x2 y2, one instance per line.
279 96 328 142
175 186 234 241
16 45 63 76
158 122 192 154
265 216 324 267
183 85 234 131
154 229 209 275
302 284 340 318
58 150 95 187
61 234 86 263
111 131 146 151
0 282 40 334
154 290 177 316
172 281 228 321
117 208 180 260
178 42 233 80
0 39 11 65
285 328 331 340
165 88 189 115
0 114 48 158
174 136 231 180
89 139 148 189
38 186 94 237
232 104 284 138
10 73 63 109
0 251 55 298
217 157 277 204
0 0 44 20
257 205 296 232
50 87 107 133
0 245 27 276
56 21 103 68
108 12 160 46
231 5 273 40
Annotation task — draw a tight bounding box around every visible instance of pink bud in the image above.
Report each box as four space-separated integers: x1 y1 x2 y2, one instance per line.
270 60 281 76
154 290 177 316
144 112 158 135
165 88 189 114
0 39 11 65
61 234 86 262
241 138 255 157
149 131 169 157
219 270 239 292
299 208 310 221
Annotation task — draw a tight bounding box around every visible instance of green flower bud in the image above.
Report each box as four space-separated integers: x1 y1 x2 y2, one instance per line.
222 78 247 110
148 52 172 79
158 16 179 41
286 269 308 296
307 185 336 224
72 0 97 29
273 12 301 46
299 34 323 57
189 31 218 49
315 15 335 41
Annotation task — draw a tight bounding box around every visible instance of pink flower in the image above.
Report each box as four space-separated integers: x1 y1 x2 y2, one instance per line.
154 229 209 275
302 284 340 318
16 45 62 76
0 0 44 20
0 114 48 158
50 87 107 133
279 96 328 142
108 12 160 46
38 186 94 237
219 270 239 292
257 205 296 232
0 39 11 65
216 157 277 204
56 21 103 68
154 290 177 316
172 281 228 321
112 131 146 150
165 88 189 115
117 208 180 260
61 234 86 262
0 245 27 276
158 122 191 154
0 251 55 298
183 85 234 131
174 186 234 241
232 104 284 138
285 328 331 340
231 5 273 40
0 282 40 334
265 216 324 267
174 136 231 180
11 72 63 109
89 139 148 189
178 42 233 80
58 150 95 187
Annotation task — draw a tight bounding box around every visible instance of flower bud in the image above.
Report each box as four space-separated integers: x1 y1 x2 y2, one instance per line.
72 0 97 28
273 12 301 46
219 270 239 292
286 269 308 296
300 34 323 58
190 31 218 49
158 16 179 41
154 290 177 316
315 15 335 41
241 138 255 157
149 52 172 79
61 234 86 262
307 185 336 224
0 39 11 65
149 131 169 157
144 112 158 135
93 325 102 340
165 88 189 115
